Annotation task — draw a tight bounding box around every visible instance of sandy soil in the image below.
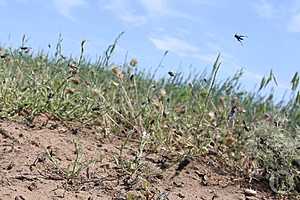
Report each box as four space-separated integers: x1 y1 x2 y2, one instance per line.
0 117 282 200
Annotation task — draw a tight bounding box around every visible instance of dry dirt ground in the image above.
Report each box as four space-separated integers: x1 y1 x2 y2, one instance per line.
0 117 284 200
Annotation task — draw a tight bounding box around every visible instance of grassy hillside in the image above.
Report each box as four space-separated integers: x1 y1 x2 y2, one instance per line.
0 35 299 197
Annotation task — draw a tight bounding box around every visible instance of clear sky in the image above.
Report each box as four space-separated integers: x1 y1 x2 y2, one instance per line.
0 0 299 97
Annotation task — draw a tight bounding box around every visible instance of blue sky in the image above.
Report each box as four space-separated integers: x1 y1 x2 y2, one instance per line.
0 0 299 97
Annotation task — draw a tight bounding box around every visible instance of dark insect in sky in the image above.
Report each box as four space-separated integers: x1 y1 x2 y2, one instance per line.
168 71 176 77
234 34 247 46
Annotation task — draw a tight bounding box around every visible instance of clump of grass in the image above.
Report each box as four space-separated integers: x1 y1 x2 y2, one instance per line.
32 139 96 184
0 33 299 196
248 123 299 194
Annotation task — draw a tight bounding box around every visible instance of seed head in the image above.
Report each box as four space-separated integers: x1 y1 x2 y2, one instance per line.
129 58 138 67
208 112 216 120
68 62 78 70
70 77 80 85
159 89 167 99
91 89 102 97
64 88 76 95
112 66 124 80
225 134 236 146
175 104 186 114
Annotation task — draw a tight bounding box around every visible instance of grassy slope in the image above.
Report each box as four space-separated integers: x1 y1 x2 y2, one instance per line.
0 38 299 196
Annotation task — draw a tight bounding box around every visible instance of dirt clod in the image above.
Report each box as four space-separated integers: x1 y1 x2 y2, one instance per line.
15 195 26 200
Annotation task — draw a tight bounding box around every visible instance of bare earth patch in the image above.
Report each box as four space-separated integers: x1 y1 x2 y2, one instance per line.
0 119 284 200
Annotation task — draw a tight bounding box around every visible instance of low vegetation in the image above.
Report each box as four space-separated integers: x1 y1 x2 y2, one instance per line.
0 34 299 197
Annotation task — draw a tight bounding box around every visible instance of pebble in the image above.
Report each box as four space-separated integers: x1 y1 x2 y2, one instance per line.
246 197 259 200
244 188 257 196
238 194 246 200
